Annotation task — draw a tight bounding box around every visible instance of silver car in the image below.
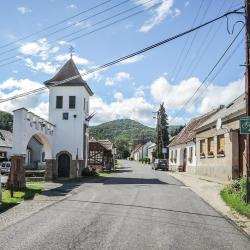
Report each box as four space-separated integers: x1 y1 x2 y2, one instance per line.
152 159 168 171
1 161 11 175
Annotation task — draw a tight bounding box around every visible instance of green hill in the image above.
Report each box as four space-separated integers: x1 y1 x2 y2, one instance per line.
89 119 181 144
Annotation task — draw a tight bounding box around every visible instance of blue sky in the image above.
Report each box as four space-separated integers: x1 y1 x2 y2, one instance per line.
0 0 245 127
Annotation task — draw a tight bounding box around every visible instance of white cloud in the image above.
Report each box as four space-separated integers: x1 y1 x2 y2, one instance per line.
19 38 59 60
137 0 174 32
17 7 32 14
184 1 190 7
198 78 244 114
150 76 245 115
55 54 89 65
105 72 131 86
24 58 59 74
90 95 155 126
119 55 144 64
0 78 48 119
173 8 181 18
66 4 78 9
151 76 203 110
113 92 124 102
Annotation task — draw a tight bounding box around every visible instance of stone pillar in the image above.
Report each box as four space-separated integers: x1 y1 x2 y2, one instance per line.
45 159 56 181
7 155 26 190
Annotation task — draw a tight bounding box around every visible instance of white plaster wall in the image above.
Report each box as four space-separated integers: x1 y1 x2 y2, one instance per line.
48 86 90 160
11 108 53 159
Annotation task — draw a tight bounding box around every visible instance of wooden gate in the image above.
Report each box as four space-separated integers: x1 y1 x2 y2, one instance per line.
58 153 70 178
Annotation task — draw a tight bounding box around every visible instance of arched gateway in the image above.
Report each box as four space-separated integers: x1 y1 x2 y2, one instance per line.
10 108 54 188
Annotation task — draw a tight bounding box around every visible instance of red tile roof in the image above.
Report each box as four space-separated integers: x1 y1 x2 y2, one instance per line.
44 58 93 96
168 110 217 147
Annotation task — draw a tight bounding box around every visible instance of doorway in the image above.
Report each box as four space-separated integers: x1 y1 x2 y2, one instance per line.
58 153 70 178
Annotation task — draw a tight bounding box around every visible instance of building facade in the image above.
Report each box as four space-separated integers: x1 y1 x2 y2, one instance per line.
168 111 216 173
195 95 246 181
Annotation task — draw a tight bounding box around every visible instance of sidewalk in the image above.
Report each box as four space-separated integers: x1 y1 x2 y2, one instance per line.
0 182 77 231
168 171 250 236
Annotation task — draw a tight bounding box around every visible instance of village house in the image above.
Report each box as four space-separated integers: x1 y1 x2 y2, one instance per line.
195 94 246 181
147 142 156 163
0 129 12 161
131 141 154 161
130 144 142 161
88 138 115 172
168 111 217 173
10 58 93 186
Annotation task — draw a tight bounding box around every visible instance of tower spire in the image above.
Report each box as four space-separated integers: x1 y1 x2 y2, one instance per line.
69 46 75 59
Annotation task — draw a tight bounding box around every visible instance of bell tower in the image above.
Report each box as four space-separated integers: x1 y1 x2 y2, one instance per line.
44 58 93 177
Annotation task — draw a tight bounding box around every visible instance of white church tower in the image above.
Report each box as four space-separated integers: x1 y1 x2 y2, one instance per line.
44 58 93 179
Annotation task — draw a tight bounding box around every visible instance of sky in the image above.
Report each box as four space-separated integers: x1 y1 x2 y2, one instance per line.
0 0 246 127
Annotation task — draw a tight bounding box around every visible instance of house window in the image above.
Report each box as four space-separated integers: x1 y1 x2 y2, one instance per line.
42 152 45 162
174 149 177 162
69 96 76 109
189 147 193 162
208 137 214 156
200 139 205 158
170 150 173 162
56 96 63 109
86 100 89 113
217 134 225 155
84 98 86 111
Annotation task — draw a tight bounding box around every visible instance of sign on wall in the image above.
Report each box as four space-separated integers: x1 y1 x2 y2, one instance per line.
240 117 250 134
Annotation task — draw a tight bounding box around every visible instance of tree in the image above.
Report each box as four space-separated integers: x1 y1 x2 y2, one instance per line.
0 111 13 131
156 103 169 159
114 135 130 159
170 125 184 137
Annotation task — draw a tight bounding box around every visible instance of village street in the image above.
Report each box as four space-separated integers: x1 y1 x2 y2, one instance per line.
0 160 249 250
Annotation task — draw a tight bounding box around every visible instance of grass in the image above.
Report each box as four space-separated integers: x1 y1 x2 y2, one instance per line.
220 178 250 218
26 181 48 184
0 186 43 213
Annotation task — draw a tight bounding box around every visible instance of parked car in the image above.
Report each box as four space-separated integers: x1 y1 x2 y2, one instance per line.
1 161 11 175
152 159 168 171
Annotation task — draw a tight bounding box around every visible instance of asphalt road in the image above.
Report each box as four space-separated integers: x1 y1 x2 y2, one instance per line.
0 160 249 250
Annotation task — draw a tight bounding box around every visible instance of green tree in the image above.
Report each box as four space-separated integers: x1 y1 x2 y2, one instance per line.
114 135 130 159
156 103 169 159
0 111 13 131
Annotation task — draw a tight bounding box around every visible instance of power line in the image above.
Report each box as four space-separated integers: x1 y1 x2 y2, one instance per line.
169 24 244 124
0 0 114 50
174 0 214 83
182 0 236 80
0 0 158 65
0 0 132 57
169 0 205 82
0 6 244 104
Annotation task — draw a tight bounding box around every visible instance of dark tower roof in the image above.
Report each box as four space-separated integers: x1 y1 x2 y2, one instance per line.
44 58 93 96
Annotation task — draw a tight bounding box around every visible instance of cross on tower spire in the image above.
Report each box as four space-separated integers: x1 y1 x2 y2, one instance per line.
69 46 75 59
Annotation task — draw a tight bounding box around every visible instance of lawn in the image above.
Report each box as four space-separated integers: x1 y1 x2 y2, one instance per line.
0 186 43 213
220 177 250 218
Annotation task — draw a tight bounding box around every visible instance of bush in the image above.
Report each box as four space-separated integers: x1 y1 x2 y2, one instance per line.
25 170 45 178
220 176 250 218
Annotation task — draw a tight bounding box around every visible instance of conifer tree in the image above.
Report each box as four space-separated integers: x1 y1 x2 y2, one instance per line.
156 103 169 158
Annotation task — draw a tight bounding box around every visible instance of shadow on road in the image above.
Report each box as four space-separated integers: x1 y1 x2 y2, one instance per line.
42 183 82 197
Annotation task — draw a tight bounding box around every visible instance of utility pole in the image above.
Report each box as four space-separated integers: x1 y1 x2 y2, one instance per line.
245 0 250 203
